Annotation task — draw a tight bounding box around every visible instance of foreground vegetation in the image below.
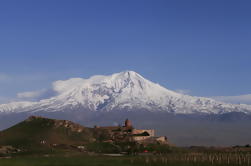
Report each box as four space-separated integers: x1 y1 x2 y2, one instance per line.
0 153 251 166
1 146 251 166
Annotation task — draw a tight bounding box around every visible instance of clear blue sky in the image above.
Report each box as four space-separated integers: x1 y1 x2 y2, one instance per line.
0 0 251 101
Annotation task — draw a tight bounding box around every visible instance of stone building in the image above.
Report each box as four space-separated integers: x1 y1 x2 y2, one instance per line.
98 119 168 144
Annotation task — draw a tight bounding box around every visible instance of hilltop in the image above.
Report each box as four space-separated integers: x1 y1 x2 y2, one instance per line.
0 116 170 155
0 116 112 153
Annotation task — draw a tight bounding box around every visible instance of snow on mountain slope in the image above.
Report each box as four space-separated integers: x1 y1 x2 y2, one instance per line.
1 71 251 114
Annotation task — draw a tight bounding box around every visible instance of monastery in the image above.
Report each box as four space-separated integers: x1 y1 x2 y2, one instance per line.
96 119 168 144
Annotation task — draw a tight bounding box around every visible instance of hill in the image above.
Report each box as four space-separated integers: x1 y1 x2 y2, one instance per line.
0 116 172 155
0 116 112 152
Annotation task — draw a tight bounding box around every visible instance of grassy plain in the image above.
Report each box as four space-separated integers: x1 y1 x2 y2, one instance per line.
1 149 251 166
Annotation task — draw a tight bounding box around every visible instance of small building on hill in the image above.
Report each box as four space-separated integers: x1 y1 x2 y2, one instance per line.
97 119 168 144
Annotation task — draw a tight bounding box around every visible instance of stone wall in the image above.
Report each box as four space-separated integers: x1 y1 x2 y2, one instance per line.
132 129 155 137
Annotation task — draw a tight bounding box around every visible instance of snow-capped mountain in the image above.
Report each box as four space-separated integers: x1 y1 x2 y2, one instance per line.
1 71 251 114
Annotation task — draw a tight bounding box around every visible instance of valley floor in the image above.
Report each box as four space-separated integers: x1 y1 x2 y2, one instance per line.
1 151 251 166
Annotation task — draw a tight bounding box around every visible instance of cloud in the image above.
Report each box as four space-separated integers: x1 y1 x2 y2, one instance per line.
52 78 84 93
17 89 56 101
0 88 56 104
213 94 251 105
175 89 191 95
12 77 83 102
17 89 46 99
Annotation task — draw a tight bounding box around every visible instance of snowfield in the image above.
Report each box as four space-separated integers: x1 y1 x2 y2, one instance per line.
1 71 251 114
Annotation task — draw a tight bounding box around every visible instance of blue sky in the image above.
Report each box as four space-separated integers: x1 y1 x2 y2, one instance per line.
0 0 251 103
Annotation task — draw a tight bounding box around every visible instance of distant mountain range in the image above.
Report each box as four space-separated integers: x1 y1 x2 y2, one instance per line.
0 71 251 146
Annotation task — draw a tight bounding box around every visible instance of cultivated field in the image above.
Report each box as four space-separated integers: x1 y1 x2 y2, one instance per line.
1 149 251 166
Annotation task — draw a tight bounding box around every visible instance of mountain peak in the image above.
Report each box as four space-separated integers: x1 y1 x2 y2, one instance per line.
1 71 251 115
117 70 142 78
108 70 146 85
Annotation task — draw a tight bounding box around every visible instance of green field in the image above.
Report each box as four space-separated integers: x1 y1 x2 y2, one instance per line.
0 156 239 166
0 152 251 166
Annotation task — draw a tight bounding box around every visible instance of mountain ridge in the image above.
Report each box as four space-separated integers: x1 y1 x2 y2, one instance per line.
0 71 251 115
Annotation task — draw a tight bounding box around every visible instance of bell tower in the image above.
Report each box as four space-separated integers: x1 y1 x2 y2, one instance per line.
125 119 132 128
